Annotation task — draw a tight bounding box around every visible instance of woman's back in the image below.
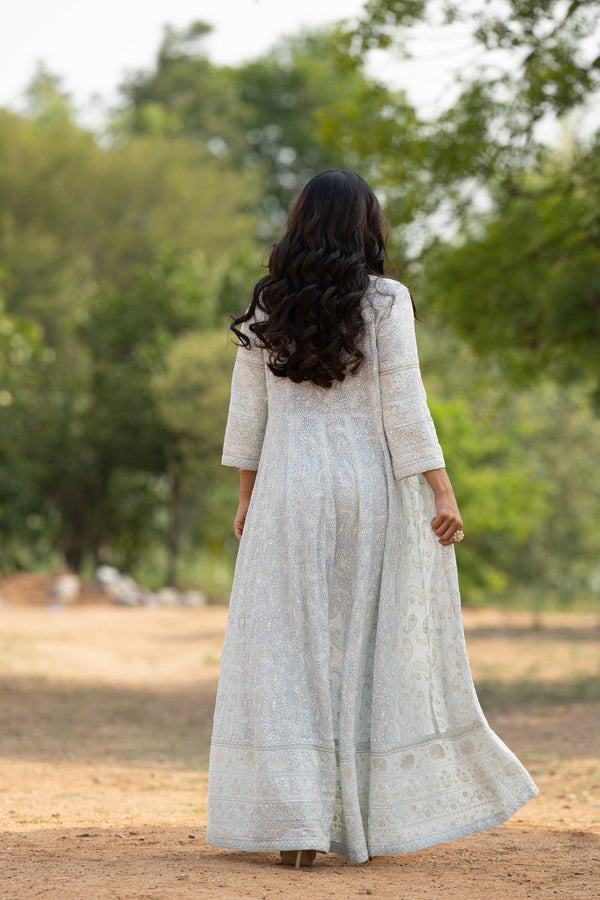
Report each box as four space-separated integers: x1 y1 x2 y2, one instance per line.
223 276 445 486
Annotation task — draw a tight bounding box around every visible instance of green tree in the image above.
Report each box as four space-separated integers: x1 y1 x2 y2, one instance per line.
0 303 60 572
352 1 600 391
0 82 260 578
419 324 600 603
0 92 258 352
232 28 415 228
47 248 217 573
153 329 237 584
116 21 248 152
115 23 414 234
423 146 600 399
359 0 600 162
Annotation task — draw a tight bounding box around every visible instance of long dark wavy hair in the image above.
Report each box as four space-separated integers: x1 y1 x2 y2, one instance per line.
231 169 395 389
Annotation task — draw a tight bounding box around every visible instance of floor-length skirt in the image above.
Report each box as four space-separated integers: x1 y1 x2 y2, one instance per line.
207 470 538 863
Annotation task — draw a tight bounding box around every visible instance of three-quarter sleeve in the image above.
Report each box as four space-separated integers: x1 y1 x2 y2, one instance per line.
376 282 445 480
222 336 268 470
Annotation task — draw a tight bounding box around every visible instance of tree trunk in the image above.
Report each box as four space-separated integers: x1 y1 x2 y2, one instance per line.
61 535 84 573
165 466 182 587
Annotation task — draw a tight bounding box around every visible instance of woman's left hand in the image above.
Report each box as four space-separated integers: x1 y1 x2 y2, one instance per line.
234 470 258 540
234 499 250 541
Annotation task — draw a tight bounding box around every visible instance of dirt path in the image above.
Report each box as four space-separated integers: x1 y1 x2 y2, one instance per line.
1 603 599 899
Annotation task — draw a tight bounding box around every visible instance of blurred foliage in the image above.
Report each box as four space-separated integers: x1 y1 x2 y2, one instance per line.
0 72 259 584
117 22 412 235
0 303 60 570
153 329 238 583
0 7 599 606
352 0 600 393
0 94 257 346
423 147 600 400
359 0 600 142
419 326 600 603
116 21 249 152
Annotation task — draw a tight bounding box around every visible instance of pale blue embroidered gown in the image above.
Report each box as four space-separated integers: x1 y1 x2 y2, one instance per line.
207 277 537 863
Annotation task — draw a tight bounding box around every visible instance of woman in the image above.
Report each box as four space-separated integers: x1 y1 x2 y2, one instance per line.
207 170 537 867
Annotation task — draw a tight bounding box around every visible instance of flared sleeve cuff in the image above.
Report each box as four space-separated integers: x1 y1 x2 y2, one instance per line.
376 281 445 481
221 452 261 470
392 452 446 481
381 397 445 480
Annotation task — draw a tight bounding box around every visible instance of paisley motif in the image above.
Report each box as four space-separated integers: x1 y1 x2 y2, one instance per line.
207 277 537 863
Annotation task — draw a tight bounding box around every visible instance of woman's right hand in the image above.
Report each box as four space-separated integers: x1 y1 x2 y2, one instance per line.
430 493 463 546
422 467 464 546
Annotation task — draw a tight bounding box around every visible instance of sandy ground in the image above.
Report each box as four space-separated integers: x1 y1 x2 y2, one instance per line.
0 591 599 899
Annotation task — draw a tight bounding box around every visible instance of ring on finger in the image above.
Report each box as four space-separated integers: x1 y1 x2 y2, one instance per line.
452 530 464 542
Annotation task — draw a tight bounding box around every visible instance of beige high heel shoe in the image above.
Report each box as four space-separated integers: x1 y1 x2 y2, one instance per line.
279 849 316 868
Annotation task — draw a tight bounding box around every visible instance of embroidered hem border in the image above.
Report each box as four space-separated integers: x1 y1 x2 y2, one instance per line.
207 783 538 864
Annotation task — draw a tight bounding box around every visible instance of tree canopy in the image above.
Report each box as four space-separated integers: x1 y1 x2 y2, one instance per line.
350 1 600 396
1 8 599 605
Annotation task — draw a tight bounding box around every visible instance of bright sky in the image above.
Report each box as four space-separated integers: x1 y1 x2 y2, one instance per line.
3 1 591 140
1 0 368 115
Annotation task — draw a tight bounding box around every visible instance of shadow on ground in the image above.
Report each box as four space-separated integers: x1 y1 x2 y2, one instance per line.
0 677 217 768
1 670 599 768
465 622 600 643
